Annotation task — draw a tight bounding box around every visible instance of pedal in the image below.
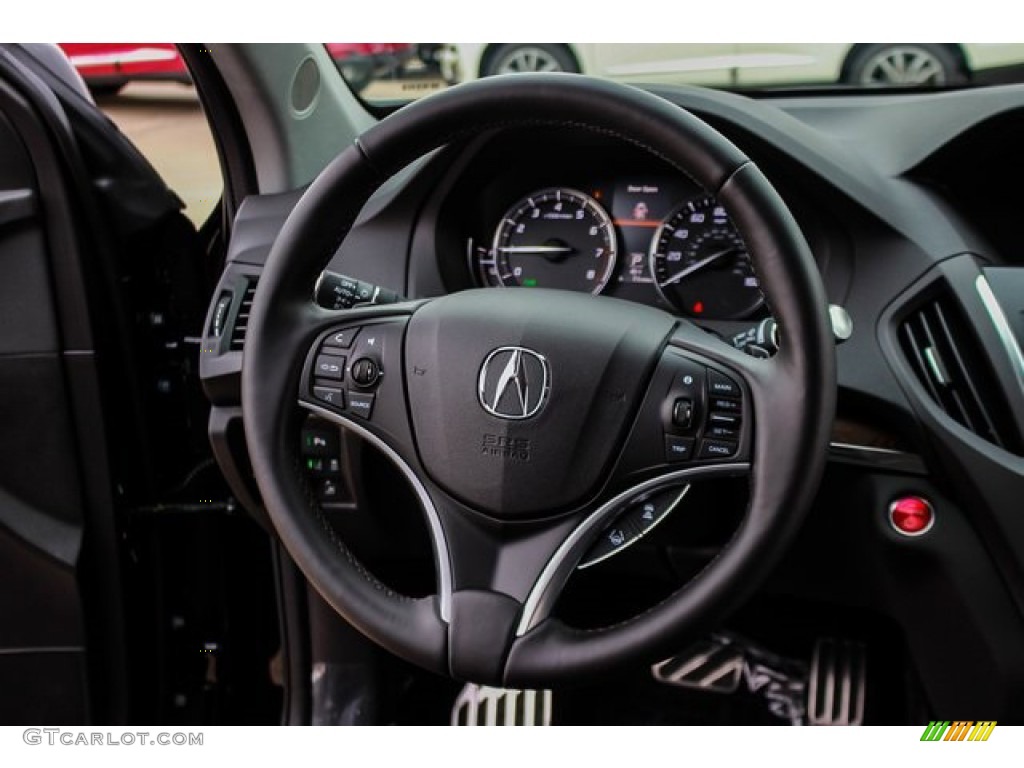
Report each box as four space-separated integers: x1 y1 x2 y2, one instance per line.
652 634 744 693
451 684 552 726
653 632 808 724
806 638 866 726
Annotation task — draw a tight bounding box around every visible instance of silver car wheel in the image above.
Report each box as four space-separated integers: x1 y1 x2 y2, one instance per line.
857 46 949 86
494 46 564 74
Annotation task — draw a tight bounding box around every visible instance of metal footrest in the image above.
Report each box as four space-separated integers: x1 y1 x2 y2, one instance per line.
451 684 552 726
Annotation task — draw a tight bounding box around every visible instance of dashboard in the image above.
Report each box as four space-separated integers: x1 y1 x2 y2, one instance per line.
200 82 1024 720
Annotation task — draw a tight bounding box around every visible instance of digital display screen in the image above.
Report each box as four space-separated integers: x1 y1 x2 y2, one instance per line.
607 178 690 289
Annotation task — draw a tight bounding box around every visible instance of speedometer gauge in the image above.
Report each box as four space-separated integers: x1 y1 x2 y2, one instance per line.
485 187 617 294
650 195 764 319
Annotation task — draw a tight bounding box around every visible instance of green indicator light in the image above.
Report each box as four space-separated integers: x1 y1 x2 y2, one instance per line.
523 278 538 287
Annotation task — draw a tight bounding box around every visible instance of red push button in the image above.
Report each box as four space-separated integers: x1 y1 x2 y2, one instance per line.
888 496 934 536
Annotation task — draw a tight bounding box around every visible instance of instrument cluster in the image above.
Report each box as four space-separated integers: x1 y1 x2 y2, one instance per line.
471 177 765 320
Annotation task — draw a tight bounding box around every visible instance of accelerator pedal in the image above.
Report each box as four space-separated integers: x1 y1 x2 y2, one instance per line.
806 638 866 726
451 685 552 726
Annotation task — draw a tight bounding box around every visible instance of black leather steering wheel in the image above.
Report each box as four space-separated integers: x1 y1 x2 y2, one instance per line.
242 74 835 687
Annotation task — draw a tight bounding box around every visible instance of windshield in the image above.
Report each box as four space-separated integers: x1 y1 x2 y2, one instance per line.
333 43 1024 108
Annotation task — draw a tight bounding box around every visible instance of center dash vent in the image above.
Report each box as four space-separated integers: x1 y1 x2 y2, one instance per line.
899 285 1021 453
229 278 257 352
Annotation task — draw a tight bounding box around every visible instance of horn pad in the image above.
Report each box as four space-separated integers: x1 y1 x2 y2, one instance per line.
404 289 675 519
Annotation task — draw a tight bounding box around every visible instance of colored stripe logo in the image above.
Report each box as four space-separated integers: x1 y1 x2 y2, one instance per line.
920 721 996 741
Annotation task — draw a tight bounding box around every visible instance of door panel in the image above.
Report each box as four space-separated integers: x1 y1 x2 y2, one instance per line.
0 50 125 725
731 43 849 86
591 43 737 86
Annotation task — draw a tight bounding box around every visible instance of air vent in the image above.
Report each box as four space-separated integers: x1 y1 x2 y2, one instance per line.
899 285 1021 453
229 278 257 351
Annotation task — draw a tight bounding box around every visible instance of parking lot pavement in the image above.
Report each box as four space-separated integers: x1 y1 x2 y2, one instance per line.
98 77 450 227
98 82 222 226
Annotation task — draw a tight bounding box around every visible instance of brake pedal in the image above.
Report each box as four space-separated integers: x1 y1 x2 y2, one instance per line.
451 684 552 726
652 634 744 693
806 638 866 726
653 632 808 724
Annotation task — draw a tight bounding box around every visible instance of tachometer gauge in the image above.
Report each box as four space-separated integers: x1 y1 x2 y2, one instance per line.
484 187 617 294
650 196 764 319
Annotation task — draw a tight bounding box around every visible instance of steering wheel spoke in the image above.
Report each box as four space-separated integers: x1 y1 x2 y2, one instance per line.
375 445 747 685
413 485 577 683
297 304 421 456
513 461 749 638
610 322 758 485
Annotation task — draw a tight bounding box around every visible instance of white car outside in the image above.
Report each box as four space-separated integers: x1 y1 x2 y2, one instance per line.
440 43 1024 88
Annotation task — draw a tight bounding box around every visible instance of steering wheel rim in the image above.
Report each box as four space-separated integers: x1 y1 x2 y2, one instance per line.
242 74 836 686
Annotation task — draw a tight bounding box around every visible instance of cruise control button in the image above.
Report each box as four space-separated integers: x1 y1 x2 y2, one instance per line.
636 500 659 526
325 327 359 349
710 397 742 413
347 391 375 419
315 354 346 381
621 490 676 534
699 439 738 459
706 424 739 440
313 386 345 408
665 435 694 462
578 519 643 568
708 412 740 427
707 369 741 398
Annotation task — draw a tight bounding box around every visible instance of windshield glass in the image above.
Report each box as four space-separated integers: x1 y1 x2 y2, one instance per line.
332 43 1024 108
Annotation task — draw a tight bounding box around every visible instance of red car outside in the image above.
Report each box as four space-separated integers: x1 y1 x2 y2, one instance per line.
58 43 185 95
324 43 416 92
58 43 414 96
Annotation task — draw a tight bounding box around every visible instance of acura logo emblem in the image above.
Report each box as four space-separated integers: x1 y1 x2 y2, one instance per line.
478 347 551 420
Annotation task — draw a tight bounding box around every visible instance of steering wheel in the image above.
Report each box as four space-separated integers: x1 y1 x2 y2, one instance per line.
242 74 835 687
